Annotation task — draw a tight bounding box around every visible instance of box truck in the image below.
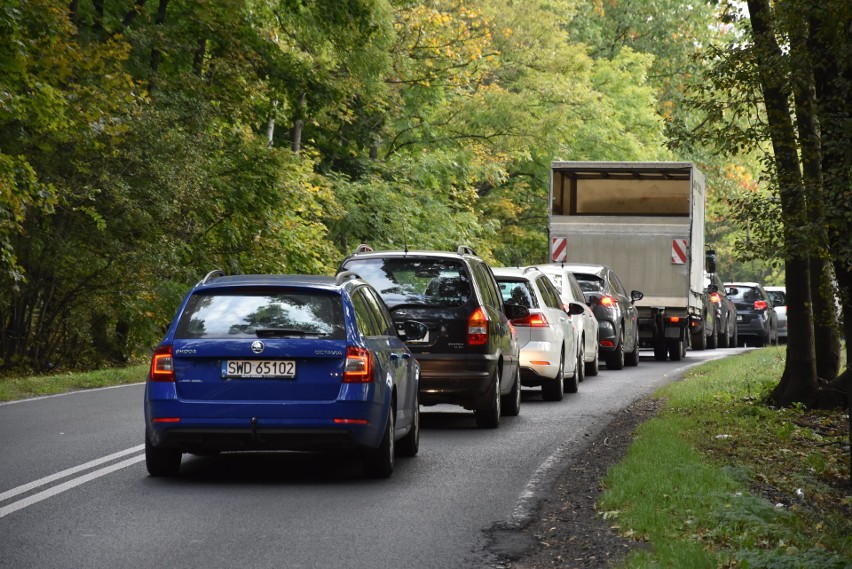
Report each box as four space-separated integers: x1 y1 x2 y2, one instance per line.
549 161 713 360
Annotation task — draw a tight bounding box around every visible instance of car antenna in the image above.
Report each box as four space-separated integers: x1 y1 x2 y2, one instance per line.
403 217 410 253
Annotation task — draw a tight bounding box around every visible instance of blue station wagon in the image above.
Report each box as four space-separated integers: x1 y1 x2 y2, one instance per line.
144 271 425 478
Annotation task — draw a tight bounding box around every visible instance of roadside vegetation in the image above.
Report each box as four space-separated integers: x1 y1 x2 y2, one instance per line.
599 348 851 568
0 364 147 403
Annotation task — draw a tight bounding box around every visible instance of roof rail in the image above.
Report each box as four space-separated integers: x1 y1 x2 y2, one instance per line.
456 245 477 256
199 268 225 285
335 271 361 285
354 244 374 253
521 266 539 274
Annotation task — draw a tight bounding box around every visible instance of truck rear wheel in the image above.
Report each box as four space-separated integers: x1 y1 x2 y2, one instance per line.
653 342 668 361
668 339 684 361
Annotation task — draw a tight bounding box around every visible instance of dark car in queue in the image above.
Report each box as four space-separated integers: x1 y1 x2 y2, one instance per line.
144 271 425 479
704 272 738 348
564 263 642 370
339 245 527 429
724 281 779 347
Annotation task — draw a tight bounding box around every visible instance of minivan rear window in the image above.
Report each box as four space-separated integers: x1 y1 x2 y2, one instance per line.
343 258 471 308
175 289 345 339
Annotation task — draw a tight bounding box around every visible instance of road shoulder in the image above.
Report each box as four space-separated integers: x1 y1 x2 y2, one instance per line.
485 396 661 568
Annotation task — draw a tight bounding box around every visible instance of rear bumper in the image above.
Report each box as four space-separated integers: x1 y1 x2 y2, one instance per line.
415 352 497 408
595 319 618 353
517 340 561 385
145 384 388 451
149 426 361 453
735 313 771 338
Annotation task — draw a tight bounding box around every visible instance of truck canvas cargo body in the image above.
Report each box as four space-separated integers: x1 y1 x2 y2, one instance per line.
549 161 708 361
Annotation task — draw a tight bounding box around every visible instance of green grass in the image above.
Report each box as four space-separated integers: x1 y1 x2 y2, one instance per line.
599 347 852 568
0 364 148 402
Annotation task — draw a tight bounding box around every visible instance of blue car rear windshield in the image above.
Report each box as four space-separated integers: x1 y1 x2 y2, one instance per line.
175 290 345 339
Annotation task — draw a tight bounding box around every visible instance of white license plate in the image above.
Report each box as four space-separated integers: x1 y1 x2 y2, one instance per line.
223 360 296 379
736 315 743 322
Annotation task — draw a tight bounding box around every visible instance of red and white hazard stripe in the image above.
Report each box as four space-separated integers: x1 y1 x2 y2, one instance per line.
671 239 688 264
551 238 568 262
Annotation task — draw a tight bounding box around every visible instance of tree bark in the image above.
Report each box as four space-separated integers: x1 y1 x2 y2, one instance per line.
149 0 169 90
291 92 306 156
747 0 819 406
787 4 842 382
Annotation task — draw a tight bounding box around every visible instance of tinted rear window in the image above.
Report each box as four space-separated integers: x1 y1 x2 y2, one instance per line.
176 289 345 339
572 273 605 293
725 286 761 302
496 279 539 308
343 258 472 308
766 290 786 305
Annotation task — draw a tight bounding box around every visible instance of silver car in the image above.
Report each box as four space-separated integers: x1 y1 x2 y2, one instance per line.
764 286 787 342
534 264 601 376
493 267 585 400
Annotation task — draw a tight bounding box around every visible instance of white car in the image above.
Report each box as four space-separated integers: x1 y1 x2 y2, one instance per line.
764 286 787 342
534 264 601 375
493 267 586 400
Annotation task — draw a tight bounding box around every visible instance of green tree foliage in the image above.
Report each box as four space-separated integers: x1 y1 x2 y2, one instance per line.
1 0 734 373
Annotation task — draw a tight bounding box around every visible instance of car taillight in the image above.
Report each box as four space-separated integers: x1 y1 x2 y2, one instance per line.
600 295 616 308
512 312 549 327
709 292 721 303
343 346 373 383
468 306 489 345
149 345 175 382
754 300 768 310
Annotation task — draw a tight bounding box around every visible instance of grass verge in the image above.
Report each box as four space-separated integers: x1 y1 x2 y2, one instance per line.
0 364 148 402
598 346 851 568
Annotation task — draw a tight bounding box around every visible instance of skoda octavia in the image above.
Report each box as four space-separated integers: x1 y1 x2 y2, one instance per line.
144 271 424 478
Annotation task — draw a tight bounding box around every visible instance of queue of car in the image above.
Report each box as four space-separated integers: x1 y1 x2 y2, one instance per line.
143 245 781 479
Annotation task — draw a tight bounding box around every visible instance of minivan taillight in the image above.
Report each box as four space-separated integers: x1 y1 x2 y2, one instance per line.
149 345 175 382
343 346 373 383
468 306 489 345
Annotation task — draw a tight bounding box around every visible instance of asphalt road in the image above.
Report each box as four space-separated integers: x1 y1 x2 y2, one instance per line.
0 349 741 569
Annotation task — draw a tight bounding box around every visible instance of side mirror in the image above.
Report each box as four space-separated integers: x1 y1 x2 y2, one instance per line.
706 249 717 274
504 303 530 320
568 302 585 316
631 290 644 303
401 321 429 342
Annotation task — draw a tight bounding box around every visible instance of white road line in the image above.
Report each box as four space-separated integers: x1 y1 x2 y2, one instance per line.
0 445 145 502
0 455 145 518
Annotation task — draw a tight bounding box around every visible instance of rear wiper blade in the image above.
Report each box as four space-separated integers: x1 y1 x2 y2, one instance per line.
255 328 328 338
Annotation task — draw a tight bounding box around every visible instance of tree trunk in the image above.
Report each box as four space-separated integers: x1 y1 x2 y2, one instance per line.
193 38 207 77
149 0 169 90
747 0 819 406
291 92 306 156
787 5 842 382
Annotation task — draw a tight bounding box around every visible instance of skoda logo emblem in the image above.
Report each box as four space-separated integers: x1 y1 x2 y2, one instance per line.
251 341 265 354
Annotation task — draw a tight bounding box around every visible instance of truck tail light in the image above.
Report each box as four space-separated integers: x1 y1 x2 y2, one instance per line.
467 306 489 345
600 295 616 308
343 346 373 383
149 345 175 382
754 300 768 311
512 312 549 328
